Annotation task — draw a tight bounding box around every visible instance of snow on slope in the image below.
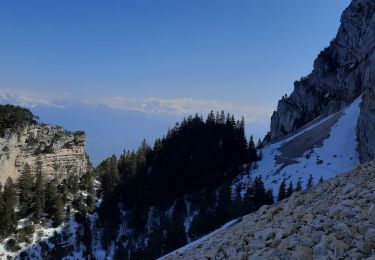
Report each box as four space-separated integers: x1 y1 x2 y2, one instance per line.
241 96 362 195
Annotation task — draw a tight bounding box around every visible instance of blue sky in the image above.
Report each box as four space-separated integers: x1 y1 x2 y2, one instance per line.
0 1 351 162
1 1 350 107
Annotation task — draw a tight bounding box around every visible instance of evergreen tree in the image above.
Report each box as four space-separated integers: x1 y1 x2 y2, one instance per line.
0 186 5 238
247 136 258 162
81 171 96 212
265 188 274 204
18 164 35 217
33 158 45 222
52 194 64 227
82 217 92 257
286 181 293 197
233 183 247 216
306 174 314 189
277 179 286 201
66 174 79 195
319 176 324 183
45 181 64 227
3 178 16 209
253 176 267 208
216 181 232 223
1 178 17 237
97 155 119 197
219 111 226 124
256 138 264 149
295 177 302 192
206 110 215 125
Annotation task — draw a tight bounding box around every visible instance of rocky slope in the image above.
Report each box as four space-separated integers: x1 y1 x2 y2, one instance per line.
269 0 375 162
0 123 88 184
164 161 375 259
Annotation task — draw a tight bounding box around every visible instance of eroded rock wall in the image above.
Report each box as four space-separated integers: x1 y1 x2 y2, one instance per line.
0 124 88 184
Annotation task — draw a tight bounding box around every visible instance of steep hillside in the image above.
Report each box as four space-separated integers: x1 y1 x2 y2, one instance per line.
164 160 375 259
236 96 361 193
0 105 88 184
269 0 375 162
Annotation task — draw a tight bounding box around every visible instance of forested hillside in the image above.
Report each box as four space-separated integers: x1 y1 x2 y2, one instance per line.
95 111 274 259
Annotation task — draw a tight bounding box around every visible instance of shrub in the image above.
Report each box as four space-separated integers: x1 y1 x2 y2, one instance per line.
6 238 21 252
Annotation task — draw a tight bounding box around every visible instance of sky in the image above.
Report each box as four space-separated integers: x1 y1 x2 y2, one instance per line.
0 1 351 162
0 1 351 106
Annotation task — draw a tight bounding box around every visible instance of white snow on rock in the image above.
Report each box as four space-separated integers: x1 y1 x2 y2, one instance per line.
242 96 362 194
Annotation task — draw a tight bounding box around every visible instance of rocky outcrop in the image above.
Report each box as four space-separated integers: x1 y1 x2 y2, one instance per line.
165 161 375 259
0 123 88 184
357 87 375 162
269 0 375 162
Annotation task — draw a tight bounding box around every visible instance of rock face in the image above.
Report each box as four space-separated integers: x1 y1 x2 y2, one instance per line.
357 87 375 162
269 0 375 162
164 161 375 259
0 123 88 184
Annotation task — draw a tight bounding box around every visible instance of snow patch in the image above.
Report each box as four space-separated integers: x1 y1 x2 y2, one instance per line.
249 96 362 194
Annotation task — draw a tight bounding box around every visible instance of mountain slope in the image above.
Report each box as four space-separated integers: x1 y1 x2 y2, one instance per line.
237 96 361 193
163 160 375 259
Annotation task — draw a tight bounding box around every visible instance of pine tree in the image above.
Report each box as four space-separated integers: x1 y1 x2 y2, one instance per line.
206 110 215 125
248 136 257 163
216 181 232 224
219 111 226 124
45 181 64 227
277 179 286 201
18 164 35 217
253 176 267 208
1 178 17 237
286 181 293 197
265 188 274 204
33 158 45 222
82 216 92 257
256 138 264 149
3 178 16 209
233 183 248 216
52 194 64 227
306 174 314 189
319 176 323 183
80 170 96 212
295 177 302 192
0 187 5 238
97 155 120 197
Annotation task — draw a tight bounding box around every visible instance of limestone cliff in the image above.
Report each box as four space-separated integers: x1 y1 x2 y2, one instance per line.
269 0 375 162
0 123 88 184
